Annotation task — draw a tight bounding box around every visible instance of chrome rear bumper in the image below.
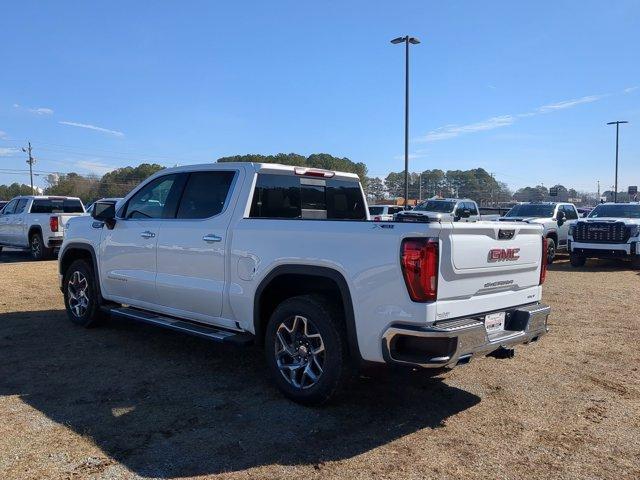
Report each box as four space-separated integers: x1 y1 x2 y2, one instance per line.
381 303 550 369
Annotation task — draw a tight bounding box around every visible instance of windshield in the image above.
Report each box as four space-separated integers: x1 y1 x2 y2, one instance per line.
368 206 384 215
504 204 554 218
414 200 456 213
588 204 640 219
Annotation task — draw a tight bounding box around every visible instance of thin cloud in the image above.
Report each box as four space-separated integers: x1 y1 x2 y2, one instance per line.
0 147 20 157
534 95 603 114
0 130 7 140
624 86 638 94
14 103 54 115
419 92 607 142
59 121 124 137
420 115 515 142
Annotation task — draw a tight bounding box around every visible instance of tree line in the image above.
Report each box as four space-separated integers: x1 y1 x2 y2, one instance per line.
0 153 610 207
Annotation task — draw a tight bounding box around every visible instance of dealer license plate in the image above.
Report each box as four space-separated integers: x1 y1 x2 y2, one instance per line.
484 312 506 333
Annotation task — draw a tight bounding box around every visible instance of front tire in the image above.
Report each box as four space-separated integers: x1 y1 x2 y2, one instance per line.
30 232 53 260
264 295 351 406
63 259 103 327
570 253 586 267
546 237 556 265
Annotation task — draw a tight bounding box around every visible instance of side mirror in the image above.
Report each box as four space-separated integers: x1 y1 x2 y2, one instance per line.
92 200 117 229
460 209 471 219
556 210 566 226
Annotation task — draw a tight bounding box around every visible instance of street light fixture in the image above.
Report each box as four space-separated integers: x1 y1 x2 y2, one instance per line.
391 35 420 208
606 120 628 202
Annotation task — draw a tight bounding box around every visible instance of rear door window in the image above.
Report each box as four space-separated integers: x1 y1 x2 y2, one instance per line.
249 174 366 220
466 202 479 215
30 198 84 214
176 171 235 219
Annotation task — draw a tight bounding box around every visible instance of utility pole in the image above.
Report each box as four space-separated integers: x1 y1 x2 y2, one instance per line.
597 180 600 201
22 141 35 194
391 35 420 208
606 121 628 203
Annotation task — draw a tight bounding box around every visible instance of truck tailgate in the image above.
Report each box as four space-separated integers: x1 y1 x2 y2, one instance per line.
58 214 84 231
436 221 544 320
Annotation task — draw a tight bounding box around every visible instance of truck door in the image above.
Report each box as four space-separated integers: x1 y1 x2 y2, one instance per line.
11 198 29 246
555 205 571 247
100 174 185 307
155 169 239 327
0 199 17 245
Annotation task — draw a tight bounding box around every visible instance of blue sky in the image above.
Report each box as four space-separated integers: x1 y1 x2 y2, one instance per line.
1 0 638 193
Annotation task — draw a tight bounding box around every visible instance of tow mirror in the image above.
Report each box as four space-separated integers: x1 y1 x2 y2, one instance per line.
460 209 471 218
92 200 117 229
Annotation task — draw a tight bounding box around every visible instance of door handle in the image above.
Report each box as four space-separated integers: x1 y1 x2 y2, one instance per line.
140 230 155 239
202 234 222 243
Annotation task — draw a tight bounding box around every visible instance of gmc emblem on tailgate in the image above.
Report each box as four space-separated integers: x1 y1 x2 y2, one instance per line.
488 248 520 261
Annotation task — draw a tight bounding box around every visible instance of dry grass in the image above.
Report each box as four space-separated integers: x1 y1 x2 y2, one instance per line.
0 249 639 479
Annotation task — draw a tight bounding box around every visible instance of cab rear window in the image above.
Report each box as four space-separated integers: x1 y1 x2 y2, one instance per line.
30 198 84 214
250 174 366 220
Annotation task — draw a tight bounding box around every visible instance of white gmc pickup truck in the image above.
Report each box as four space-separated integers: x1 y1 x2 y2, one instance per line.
59 162 550 404
0 195 85 259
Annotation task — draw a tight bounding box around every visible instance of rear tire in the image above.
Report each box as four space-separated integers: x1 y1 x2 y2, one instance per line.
63 259 103 327
264 294 351 406
30 232 53 260
546 237 556 265
631 256 640 270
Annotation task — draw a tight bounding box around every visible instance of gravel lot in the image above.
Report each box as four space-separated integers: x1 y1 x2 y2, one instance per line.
1 249 639 480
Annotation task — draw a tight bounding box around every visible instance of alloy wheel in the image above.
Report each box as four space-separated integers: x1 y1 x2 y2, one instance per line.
31 236 41 259
547 242 555 264
67 271 90 318
274 315 325 389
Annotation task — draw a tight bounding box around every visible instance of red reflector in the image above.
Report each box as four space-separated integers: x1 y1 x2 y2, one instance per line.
293 167 335 178
373 215 381 221
540 236 547 285
49 216 59 232
401 238 439 302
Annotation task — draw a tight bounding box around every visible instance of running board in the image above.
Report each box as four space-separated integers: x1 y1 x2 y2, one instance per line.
107 307 254 346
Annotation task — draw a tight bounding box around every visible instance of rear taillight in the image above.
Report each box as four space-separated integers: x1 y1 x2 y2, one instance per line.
373 215 381 221
539 236 547 285
49 216 59 232
400 238 439 302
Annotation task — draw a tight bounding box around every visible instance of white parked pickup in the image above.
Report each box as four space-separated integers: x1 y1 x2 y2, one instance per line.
0 196 85 259
59 162 550 405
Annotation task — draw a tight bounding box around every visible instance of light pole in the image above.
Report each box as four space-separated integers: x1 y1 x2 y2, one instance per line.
606 121 628 202
391 35 420 208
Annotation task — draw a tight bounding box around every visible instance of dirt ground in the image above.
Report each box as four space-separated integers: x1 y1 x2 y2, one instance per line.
0 249 639 480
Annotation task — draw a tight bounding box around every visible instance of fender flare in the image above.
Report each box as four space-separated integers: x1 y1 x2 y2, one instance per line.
27 225 42 238
59 242 103 301
254 264 362 362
